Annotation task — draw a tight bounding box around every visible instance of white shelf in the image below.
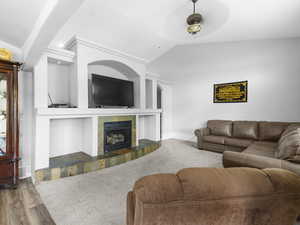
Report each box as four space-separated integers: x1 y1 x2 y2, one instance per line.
36 108 162 118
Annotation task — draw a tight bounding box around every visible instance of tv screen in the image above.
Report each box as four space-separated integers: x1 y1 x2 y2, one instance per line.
91 74 134 107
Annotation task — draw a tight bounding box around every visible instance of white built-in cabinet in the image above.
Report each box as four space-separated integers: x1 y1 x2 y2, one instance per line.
33 37 164 172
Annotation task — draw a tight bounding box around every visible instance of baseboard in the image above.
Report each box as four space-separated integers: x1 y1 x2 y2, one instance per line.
19 165 32 179
171 132 196 142
162 132 176 140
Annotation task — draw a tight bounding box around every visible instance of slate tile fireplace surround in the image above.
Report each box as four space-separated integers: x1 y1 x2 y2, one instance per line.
98 116 136 155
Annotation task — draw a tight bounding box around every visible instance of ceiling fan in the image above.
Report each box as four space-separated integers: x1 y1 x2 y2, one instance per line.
186 0 203 35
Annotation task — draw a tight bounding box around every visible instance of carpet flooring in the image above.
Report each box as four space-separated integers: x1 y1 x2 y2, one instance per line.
36 139 222 225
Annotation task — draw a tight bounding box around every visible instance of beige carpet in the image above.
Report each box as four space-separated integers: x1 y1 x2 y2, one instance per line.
36 139 222 225
37 139 300 225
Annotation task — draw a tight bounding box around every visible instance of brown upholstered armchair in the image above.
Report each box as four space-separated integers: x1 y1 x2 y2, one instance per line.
127 167 300 225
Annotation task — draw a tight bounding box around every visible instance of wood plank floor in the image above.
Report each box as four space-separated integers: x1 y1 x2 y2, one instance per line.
0 179 56 225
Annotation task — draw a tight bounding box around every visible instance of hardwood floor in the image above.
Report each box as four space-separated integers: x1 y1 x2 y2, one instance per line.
0 179 56 225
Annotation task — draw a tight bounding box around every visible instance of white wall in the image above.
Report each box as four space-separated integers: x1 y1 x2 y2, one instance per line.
145 79 153 109
149 38 300 141
139 115 160 141
158 82 173 140
48 62 70 105
19 72 34 177
88 64 128 80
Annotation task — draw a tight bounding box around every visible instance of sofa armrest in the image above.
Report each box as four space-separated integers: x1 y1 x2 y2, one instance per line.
194 127 210 137
194 128 210 149
223 151 300 176
133 174 183 204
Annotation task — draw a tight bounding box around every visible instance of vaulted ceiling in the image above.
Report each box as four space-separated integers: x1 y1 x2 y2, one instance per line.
1 0 300 62
51 0 300 62
0 0 46 47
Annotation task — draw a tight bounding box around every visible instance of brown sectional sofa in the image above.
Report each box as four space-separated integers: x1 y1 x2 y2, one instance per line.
194 120 300 175
127 167 300 225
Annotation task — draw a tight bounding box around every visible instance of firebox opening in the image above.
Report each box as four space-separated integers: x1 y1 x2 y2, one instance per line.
104 121 132 153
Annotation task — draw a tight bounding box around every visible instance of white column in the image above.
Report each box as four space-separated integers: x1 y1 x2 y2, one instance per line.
135 115 140 145
74 46 89 108
35 116 50 170
34 54 48 108
139 76 146 109
76 62 88 108
152 79 158 109
91 116 98 156
154 113 161 141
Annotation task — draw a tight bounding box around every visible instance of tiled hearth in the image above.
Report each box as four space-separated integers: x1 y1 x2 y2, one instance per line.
35 139 160 183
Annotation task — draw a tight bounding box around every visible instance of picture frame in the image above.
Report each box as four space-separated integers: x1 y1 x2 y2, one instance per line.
214 81 248 103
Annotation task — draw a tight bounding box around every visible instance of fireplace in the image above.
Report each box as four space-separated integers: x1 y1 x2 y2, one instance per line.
104 121 132 153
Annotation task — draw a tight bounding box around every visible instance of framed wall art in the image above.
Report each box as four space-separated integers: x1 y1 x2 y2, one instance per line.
214 81 248 103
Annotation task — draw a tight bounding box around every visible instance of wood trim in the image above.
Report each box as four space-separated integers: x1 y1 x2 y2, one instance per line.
0 60 21 188
0 59 22 68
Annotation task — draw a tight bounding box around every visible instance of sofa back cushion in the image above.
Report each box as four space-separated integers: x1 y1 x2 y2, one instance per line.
233 121 259 140
176 168 274 201
207 120 232 137
276 128 300 163
259 122 290 141
281 124 300 137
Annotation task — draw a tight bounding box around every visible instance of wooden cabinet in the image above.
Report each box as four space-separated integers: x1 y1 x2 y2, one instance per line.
0 59 21 188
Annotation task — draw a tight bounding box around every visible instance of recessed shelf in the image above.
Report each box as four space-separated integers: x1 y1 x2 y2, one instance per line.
48 60 73 107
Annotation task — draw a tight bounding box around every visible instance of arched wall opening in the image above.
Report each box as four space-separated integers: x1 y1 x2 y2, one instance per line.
87 60 141 108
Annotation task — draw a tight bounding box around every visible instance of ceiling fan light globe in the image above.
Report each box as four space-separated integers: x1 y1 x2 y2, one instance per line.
187 23 201 35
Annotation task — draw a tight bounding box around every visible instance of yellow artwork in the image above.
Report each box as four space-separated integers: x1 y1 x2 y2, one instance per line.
214 81 248 103
0 48 12 61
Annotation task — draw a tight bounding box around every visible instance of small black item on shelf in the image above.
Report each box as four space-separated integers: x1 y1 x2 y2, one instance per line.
48 103 70 108
48 93 70 108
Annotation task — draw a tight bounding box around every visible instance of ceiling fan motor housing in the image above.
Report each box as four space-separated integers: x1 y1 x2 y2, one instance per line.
187 13 202 25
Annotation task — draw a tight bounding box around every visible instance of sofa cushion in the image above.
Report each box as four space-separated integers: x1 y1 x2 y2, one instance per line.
276 129 300 163
202 135 225 145
223 151 293 172
176 168 275 201
243 141 277 158
224 137 253 148
259 122 289 141
207 120 232 137
281 124 300 137
233 121 259 140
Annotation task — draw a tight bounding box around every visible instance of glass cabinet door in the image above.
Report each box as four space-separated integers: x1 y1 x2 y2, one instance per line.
0 72 7 157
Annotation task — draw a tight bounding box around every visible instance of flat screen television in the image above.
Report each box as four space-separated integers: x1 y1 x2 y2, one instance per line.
91 74 134 108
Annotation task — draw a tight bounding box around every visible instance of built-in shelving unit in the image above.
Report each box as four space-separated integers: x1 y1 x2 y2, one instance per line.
32 37 164 174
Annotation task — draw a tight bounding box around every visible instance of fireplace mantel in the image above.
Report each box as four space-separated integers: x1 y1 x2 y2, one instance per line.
36 108 162 119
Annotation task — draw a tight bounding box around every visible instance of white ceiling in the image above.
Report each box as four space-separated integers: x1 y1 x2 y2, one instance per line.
51 0 300 62
0 0 46 47
1 0 300 61
148 38 300 81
